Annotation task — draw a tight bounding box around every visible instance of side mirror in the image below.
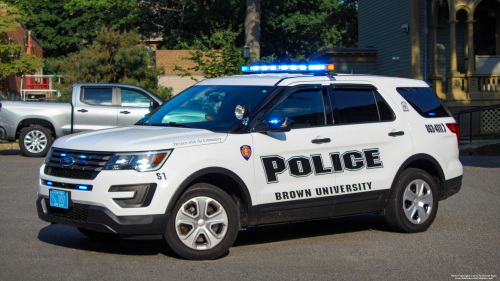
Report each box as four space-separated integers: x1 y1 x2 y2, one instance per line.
253 117 291 133
234 104 248 120
150 100 160 109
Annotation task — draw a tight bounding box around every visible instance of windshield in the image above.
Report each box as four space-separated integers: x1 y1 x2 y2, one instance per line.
143 85 275 132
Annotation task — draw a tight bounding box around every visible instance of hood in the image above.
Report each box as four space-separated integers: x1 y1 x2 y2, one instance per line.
52 126 228 152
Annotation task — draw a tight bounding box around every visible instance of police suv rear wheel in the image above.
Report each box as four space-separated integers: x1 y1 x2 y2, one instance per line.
384 168 438 233
165 184 239 260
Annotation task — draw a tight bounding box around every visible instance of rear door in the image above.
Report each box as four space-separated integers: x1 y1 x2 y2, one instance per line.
328 83 414 216
117 87 155 127
73 87 118 133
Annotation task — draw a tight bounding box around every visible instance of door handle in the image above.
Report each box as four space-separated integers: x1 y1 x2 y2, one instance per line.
388 131 405 137
77 109 88 113
120 111 131 114
311 138 331 144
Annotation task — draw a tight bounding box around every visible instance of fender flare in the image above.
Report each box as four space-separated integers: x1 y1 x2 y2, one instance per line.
165 167 253 216
387 153 446 203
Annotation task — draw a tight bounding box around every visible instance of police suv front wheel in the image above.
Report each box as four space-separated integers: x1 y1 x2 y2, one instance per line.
384 168 438 233
165 184 239 260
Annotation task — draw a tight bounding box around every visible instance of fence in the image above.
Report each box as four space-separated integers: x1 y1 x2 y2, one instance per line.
453 104 500 142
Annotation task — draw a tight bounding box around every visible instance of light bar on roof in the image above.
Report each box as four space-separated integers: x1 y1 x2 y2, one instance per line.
241 64 334 73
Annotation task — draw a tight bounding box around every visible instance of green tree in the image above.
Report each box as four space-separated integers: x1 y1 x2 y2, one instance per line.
48 28 171 102
173 29 245 82
260 0 349 63
5 0 163 58
159 0 246 50
0 2 43 80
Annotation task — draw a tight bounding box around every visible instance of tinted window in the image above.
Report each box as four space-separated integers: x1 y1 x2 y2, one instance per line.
268 90 326 128
332 89 379 124
397 87 451 118
82 88 112 105
145 86 274 132
375 91 395 121
121 89 151 107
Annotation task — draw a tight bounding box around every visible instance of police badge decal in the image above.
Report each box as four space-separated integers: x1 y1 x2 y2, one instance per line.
240 145 252 161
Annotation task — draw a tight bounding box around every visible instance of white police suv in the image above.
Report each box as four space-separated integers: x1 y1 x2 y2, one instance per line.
37 64 463 260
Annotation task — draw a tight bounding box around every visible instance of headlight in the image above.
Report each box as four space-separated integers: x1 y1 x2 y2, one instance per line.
44 148 53 164
104 150 172 172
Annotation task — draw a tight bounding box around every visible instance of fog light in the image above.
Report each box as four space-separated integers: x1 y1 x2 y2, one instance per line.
109 184 157 208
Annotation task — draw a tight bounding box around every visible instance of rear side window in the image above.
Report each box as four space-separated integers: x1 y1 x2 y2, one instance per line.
82 88 113 105
330 88 395 124
396 87 451 118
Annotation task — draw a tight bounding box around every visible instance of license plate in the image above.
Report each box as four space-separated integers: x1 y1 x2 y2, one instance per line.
50 189 69 209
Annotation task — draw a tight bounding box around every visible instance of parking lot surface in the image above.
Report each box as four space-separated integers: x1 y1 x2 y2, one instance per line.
0 151 498 280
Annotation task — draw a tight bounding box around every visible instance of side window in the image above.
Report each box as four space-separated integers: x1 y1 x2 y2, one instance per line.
268 90 326 128
375 91 395 121
332 89 379 124
396 87 451 118
121 89 152 108
82 88 113 105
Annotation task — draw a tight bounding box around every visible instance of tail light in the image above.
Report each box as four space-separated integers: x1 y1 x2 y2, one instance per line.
446 123 460 146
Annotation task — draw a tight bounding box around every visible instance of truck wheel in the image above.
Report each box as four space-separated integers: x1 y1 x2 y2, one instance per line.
384 168 439 233
165 183 239 260
19 125 53 157
77 228 118 241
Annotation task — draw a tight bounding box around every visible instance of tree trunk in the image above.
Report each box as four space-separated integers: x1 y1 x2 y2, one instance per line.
245 0 260 60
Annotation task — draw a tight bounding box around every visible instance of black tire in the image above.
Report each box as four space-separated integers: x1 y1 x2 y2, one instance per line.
384 168 439 233
165 183 239 260
77 228 119 241
19 125 53 157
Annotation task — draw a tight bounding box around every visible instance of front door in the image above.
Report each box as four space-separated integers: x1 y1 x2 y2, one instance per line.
251 86 337 223
117 87 155 127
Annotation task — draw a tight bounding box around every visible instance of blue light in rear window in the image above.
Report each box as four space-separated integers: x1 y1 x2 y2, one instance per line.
429 112 436 116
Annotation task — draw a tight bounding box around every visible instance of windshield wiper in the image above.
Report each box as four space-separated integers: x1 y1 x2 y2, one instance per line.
150 122 196 128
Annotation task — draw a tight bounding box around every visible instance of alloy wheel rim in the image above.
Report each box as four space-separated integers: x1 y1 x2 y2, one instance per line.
23 130 48 153
403 179 433 224
175 196 228 250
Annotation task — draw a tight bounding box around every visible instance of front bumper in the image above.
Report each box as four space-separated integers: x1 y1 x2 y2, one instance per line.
441 175 462 200
36 197 169 239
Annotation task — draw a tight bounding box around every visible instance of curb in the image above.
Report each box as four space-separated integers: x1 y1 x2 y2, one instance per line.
0 142 20 150
459 139 500 156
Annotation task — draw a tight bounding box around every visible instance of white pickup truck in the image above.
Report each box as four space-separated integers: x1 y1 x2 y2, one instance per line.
0 83 163 157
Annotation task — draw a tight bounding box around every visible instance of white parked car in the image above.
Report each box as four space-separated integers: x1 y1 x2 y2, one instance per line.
37 67 463 260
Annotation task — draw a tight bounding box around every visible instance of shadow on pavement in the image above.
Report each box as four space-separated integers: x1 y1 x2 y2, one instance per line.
37 214 391 258
0 150 22 156
38 224 175 257
459 156 500 168
233 213 390 247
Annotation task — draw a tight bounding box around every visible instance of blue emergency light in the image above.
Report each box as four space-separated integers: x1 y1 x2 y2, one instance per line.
242 64 334 73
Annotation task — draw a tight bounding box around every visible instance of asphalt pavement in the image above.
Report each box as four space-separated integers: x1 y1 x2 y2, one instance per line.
0 150 499 280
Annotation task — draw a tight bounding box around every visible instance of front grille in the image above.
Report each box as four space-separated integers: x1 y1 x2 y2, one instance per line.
44 148 113 180
45 202 89 222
